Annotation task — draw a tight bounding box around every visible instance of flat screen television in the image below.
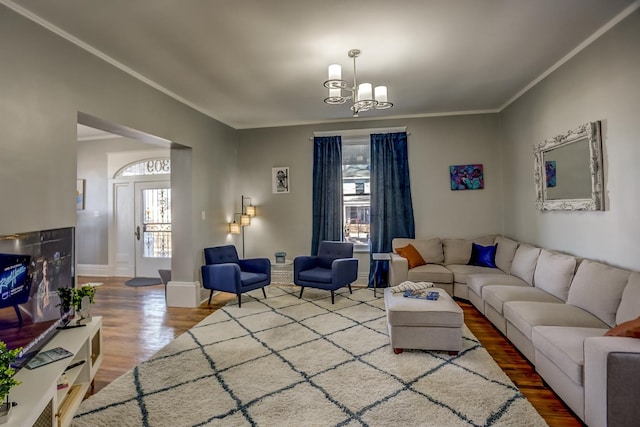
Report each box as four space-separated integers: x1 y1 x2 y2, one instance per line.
0 227 75 369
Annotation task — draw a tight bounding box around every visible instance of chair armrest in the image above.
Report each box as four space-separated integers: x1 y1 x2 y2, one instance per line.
332 258 358 286
201 263 241 293
239 258 271 274
389 253 408 286
584 336 640 427
294 256 319 276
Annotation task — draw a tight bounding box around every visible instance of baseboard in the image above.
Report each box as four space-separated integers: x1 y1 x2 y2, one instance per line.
76 264 110 277
354 272 369 286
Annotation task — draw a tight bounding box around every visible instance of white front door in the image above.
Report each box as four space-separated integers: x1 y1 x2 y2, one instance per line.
134 181 171 277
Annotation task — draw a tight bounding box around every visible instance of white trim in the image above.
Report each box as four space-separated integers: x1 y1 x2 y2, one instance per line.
500 0 640 111
312 126 408 142
76 264 111 277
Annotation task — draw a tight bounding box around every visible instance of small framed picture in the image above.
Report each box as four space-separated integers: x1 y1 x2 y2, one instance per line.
272 167 290 194
76 179 86 209
450 164 484 190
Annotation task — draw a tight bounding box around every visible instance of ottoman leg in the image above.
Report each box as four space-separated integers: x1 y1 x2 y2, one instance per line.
449 351 458 356
393 348 404 354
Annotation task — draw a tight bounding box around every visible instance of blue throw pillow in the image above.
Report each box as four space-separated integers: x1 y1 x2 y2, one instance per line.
468 243 497 268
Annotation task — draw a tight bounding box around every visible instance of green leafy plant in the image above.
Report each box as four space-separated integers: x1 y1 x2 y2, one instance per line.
0 341 21 404
57 285 97 311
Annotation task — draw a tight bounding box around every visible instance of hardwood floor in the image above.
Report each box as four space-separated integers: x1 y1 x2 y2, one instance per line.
79 277 583 426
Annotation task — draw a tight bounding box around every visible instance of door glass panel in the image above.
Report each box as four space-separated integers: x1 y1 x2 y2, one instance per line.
142 188 171 258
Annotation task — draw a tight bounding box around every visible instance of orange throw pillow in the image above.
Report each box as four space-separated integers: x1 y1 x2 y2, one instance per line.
605 316 640 338
396 244 426 269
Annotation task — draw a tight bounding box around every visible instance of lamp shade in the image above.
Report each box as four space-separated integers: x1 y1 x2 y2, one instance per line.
240 214 251 226
245 205 256 217
328 64 341 80
358 83 372 101
374 86 388 102
229 221 241 234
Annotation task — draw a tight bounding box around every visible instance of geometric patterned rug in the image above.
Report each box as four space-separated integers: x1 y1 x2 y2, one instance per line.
72 286 547 427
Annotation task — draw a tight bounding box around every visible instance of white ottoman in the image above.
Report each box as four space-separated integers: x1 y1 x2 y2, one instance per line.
384 287 464 354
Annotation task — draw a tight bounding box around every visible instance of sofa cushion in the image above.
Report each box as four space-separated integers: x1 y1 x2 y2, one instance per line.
395 244 426 269
447 264 501 284
533 326 607 385
509 244 541 285
393 238 444 264
443 235 494 265
504 301 609 339
617 272 640 324
494 236 519 273
605 316 640 338
483 285 562 315
407 263 453 284
533 250 577 302
468 243 497 268
567 260 631 327
467 273 528 297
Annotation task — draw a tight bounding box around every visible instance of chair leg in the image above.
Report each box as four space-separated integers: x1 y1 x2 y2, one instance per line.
238 294 242 308
207 290 214 306
298 287 304 299
262 287 267 298
331 290 335 304
348 284 353 294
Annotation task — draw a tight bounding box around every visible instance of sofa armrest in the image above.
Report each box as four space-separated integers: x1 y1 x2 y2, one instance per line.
584 336 640 427
388 253 408 286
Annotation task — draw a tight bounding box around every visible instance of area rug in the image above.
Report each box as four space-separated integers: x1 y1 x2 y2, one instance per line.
124 277 162 287
72 287 547 427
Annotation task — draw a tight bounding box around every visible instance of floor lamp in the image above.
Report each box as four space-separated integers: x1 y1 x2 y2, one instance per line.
228 195 256 258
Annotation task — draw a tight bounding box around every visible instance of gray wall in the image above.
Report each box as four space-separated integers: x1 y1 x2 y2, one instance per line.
237 114 503 272
0 7 238 283
501 9 640 271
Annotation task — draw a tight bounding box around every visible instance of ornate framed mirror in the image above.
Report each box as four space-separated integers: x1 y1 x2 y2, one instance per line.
534 121 603 211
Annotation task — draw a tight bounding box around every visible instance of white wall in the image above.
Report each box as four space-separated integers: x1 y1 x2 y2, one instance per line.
501 9 640 271
76 136 155 265
0 7 238 283
237 114 503 276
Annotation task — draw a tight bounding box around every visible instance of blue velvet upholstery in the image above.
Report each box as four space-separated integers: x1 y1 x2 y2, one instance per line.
201 245 270 307
293 241 358 304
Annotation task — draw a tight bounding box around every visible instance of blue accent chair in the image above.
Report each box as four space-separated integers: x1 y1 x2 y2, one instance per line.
201 245 270 308
294 241 358 304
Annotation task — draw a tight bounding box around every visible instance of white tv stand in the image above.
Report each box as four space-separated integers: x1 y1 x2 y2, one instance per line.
9 317 103 427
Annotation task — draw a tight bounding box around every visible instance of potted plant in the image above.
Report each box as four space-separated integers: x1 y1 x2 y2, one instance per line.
0 342 21 423
57 285 97 325
74 285 97 323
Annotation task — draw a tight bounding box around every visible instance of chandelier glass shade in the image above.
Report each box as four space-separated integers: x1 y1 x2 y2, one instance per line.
323 49 393 117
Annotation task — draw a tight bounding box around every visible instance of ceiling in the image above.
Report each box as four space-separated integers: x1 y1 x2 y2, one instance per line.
6 0 638 129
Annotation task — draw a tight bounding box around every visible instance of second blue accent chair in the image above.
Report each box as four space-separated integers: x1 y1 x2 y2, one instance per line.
294 241 358 304
201 245 270 308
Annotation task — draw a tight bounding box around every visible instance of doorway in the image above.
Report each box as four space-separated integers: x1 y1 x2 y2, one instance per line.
134 181 171 277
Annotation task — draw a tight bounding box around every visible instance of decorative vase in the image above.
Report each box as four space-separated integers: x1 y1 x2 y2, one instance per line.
76 295 92 325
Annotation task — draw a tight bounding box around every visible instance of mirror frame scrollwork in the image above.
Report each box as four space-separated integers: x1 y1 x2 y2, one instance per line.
534 121 603 211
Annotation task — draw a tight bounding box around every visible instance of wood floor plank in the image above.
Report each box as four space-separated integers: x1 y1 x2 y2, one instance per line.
79 278 583 426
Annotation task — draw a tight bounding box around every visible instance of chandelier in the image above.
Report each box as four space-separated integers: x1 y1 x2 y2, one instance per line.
323 49 393 117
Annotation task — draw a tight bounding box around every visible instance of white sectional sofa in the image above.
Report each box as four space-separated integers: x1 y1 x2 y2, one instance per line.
388 236 640 426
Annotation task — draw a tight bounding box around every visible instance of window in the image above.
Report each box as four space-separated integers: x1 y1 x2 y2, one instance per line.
342 142 370 251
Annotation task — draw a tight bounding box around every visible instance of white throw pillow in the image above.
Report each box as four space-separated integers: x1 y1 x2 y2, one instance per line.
388 281 434 293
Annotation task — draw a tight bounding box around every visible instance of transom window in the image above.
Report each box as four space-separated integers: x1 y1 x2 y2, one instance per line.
116 159 170 177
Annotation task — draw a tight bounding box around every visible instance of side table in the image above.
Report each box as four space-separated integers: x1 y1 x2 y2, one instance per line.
372 252 391 297
271 260 294 284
